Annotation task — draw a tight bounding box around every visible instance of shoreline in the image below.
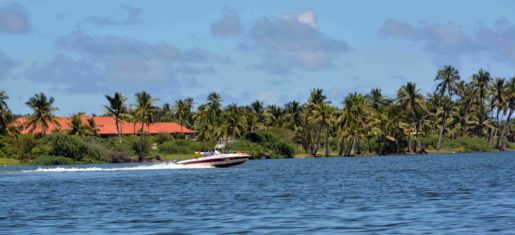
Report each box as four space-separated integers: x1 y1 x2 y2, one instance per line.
1 148 511 167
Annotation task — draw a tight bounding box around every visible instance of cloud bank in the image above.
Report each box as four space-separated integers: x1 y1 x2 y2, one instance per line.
212 9 351 74
0 2 30 34
379 17 515 65
0 51 19 79
81 4 143 27
26 31 230 94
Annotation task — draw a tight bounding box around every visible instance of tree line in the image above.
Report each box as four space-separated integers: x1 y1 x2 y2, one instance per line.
1 65 514 157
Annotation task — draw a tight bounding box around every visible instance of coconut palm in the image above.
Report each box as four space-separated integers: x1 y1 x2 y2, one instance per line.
104 92 127 144
193 104 211 141
499 77 515 149
174 99 190 134
433 95 456 150
306 89 328 156
183 97 194 128
283 101 303 130
134 91 158 159
158 103 174 122
0 91 12 135
220 104 245 140
396 82 426 152
68 113 93 136
435 65 460 98
490 78 508 148
24 93 60 136
471 68 492 111
264 104 283 128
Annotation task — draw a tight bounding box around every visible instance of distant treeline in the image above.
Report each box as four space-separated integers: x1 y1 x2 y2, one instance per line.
1 65 515 159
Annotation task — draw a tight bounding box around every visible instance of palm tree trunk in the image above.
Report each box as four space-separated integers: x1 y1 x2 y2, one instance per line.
499 109 513 150
115 118 121 144
495 109 501 148
436 116 445 150
338 138 345 156
324 125 329 157
407 134 413 153
139 116 145 160
316 124 322 156
349 136 356 156
415 122 421 152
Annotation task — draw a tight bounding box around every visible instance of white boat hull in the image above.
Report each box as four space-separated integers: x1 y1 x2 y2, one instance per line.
176 153 250 168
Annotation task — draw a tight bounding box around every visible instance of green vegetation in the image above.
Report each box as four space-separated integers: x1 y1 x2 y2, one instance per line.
0 65 515 165
32 155 75 165
158 139 213 154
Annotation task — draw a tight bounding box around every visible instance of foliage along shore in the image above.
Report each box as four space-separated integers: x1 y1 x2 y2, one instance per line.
1 65 515 166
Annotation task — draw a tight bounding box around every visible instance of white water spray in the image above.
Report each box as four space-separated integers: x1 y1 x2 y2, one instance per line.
23 162 213 173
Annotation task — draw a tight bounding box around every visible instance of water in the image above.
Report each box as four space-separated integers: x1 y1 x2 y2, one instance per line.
1 152 515 234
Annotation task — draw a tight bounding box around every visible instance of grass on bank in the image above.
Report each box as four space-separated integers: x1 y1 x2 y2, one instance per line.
0 157 21 166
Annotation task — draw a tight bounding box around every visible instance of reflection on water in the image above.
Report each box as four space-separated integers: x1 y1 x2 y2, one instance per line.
1 152 515 234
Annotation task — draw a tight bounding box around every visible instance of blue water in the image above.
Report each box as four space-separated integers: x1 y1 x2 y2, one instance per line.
1 152 515 234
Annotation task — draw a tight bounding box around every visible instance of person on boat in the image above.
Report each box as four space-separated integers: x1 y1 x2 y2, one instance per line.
202 150 209 157
214 148 221 155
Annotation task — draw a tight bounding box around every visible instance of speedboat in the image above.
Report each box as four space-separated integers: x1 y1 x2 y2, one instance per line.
176 153 250 168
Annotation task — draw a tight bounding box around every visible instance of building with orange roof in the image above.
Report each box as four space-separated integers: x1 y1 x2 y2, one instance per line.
14 116 193 136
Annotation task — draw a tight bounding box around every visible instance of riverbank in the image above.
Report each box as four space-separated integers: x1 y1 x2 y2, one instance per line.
2 148 512 166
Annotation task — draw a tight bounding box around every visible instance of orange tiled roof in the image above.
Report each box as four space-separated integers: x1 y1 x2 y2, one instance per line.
14 116 193 135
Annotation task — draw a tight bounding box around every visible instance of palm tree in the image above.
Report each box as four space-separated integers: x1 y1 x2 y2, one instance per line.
24 93 60 136
396 82 426 152
264 104 283 128
207 93 222 116
184 97 194 128
490 78 508 148
306 89 327 156
158 103 174 122
435 65 460 98
250 100 265 125
104 92 127 144
134 91 157 159
283 101 303 130
338 93 372 155
499 77 515 149
367 88 386 111
433 95 456 150
68 113 93 136
220 104 245 141
0 91 12 135
193 104 211 141
174 99 189 134
471 68 492 111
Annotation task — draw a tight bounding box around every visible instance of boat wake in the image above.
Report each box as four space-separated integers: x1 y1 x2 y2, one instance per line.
23 162 213 173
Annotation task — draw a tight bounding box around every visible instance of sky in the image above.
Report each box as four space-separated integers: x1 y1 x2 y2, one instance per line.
1 0 515 115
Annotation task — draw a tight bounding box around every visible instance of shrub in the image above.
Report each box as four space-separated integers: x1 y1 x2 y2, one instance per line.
225 140 267 159
109 150 131 163
132 137 151 156
0 136 21 159
45 134 105 161
155 133 174 144
227 131 295 158
158 140 213 154
245 131 295 158
441 136 494 152
0 135 47 160
32 155 75 165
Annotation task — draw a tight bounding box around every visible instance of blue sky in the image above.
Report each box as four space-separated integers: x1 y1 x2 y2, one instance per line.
1 0 515 115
